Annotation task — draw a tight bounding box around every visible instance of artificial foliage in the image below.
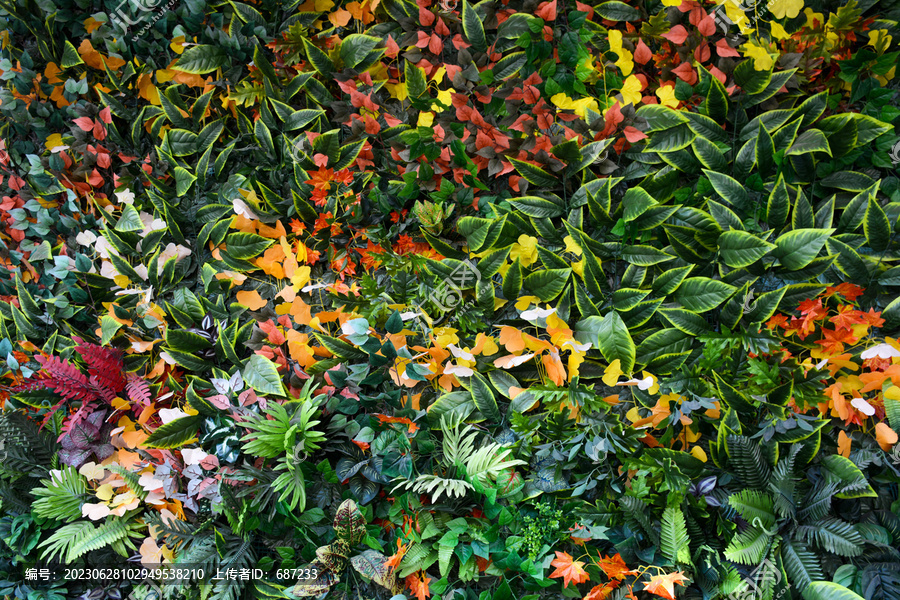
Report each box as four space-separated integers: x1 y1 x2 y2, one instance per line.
0 0 899 598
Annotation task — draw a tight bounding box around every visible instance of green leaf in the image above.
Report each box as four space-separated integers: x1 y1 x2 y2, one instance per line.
772 228 835 270
786 129 832 156
302 38 333 76
622 188 658 222
674 277 736 312
99 315 122 346
144 415 201 448
61 40 84 68
173 45 229 74
635 104 689 131
717 231 776 268
767 173 791 229
340 34 381 69
802 582 866 600
405 61 428 98
863 197 891 252
114 204 143 233
510 196 564 218
469 372 500 422
509 158 557 188
494 52 526 79
173 166 196 196
243 354 286 397
523 268 571 301
661 507 691 564
226 233 274 260
595 0 640 20
461 0 487 52
704 170 750 212
594 312 636 373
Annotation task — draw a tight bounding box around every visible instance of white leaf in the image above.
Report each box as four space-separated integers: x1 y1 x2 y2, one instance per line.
444 363 474 377
520 307 556 320
860 343 900 360
851 397 876 416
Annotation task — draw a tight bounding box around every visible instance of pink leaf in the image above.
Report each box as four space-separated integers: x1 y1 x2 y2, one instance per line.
74 117 95 132
623 126 648 142
661 25 689 45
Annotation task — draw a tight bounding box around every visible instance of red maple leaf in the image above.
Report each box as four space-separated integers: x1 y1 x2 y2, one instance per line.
815 327 856 355
405 571 431 600
549 551 590 588
597 554 631 581
644 571 690 600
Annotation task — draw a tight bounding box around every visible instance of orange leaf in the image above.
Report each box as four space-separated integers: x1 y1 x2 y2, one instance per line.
644 572 690 600
837 430 851 457
236 290 268 310
597 554 631 581
585 582 620 600
549 551 590 588
875 422 898 451
329 8 352 26
405 571 431 600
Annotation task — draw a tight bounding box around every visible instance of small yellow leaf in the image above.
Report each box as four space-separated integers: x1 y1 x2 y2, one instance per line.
417 111 435 127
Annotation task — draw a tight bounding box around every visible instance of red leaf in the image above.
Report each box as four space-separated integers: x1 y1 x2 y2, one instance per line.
715 38 741 57
634 39 652 64
623 126 647 142
535 0 557 21
671 61 697 84
385 35 400 58
99 107 112 124
435 17 450 36
575 0 594 19
661 25 689 45
419 5 435 25
73 116 94 132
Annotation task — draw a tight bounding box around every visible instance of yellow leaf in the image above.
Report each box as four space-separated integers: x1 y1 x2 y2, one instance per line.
620 75 642 107
235 290 268 310
170 36 186 55
770 21 790 40
84 17 104 33
417 111 435 127
315 0 335 9
656 84 679 109
96 484 114 502
45 133 64 151
515 296 541 310
112 397 131 411
741 41 775 71
603 359 623 386
386 82 408 101
431 66 446 83
768 0 803 19
690 446 707 462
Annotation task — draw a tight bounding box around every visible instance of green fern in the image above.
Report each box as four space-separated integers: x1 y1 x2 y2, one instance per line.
728 490 777 530
38 517 141 562
724 526 772 565
796 518 864 557
727 435 771 490
31 466 87 523
660 507 691 564
781 538 824 593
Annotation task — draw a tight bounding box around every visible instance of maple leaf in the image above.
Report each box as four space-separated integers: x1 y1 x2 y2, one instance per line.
549 551 590 588
644 571 690 600
405 571 431 600
597 554 631 581
815 327 856 355
585 582 620 600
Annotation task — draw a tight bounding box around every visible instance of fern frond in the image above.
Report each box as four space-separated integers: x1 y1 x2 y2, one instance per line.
31 466 87 522
660 507 691 564
796 518 864 557
780 538 823 593
73 336 126 397
798 481 840 522
105 464 149 501
727 435 771 491
393 475 474 503
619 495 660 546
66 518 133 561
724 526 772 565
464 444 526 485
39 521 96 562
728 490 777 530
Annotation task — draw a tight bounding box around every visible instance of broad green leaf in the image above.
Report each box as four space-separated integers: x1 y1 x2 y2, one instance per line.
674 277 736 312
786 129 832 156
773 228 835 270
461 0 487 52
469 372 500 422
523 268 570 301
594 312 636 373
226 233 275 260
144 415 202 448
717 230 776 268
243 354 286 397
173 45 229 74
863 196 891 252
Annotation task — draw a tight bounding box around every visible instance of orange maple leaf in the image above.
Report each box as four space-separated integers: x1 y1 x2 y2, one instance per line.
644 571 690 600
585 582 620 600
405 571 431 600
549 551 590 588
597 554 631 581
